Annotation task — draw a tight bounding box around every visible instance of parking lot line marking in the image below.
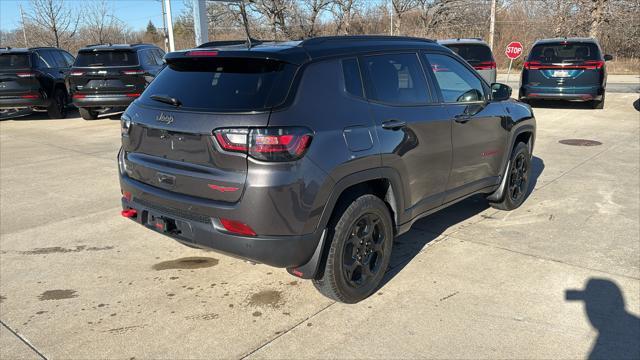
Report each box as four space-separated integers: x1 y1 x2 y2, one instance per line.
0 319 48 360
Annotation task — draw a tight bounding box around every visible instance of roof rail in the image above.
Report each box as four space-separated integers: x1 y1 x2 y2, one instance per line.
130 43 154 47
301 35 435 46
85 43 113 48
197 38 264 48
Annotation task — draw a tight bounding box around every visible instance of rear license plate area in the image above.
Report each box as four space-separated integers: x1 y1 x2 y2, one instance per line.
552 70 570 78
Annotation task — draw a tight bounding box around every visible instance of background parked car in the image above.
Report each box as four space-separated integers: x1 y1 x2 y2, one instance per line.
438 38 497 84
0 47 74 119
66 43 165 120
519 37 612 109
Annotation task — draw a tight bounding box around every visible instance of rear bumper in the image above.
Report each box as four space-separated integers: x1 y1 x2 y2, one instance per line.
72 94 137 109
0 96 50 109
520 85 603 101
119 186 321 269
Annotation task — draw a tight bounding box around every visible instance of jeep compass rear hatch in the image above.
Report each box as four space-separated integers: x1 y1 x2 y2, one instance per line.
523 42 603 91
0 52 39 99
122 52 298 203
68 49 145 97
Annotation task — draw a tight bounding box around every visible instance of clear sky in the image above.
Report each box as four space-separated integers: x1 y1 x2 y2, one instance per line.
0 0 187 32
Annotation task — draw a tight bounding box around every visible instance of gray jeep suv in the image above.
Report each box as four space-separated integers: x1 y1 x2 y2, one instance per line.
119 36 536 303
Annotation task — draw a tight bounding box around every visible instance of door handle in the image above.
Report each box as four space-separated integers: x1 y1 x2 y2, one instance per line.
382 119 406 130
454 114 471 124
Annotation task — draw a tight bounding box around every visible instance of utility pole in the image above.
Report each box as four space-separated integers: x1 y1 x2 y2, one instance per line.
489 0 496 50
19 4 28 47
193 0 208 46
161 0 168 52
389 0 393 36
164 0 175 51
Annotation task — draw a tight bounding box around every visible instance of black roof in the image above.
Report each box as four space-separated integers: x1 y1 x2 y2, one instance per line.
0 46 62 53
171 35 444 65
533 37 599 45
78 43 158 52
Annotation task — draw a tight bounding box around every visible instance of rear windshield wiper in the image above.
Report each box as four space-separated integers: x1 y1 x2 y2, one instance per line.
150 94 182 107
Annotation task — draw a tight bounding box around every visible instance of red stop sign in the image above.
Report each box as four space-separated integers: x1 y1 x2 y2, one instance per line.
505 41 524 60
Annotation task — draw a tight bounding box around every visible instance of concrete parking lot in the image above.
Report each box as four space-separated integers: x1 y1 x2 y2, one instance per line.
1 92 639 359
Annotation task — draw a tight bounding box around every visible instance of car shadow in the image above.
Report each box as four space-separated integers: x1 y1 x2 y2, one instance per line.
381 156 545 287
2 108 79 121
529 100 594 110
566 278 640 359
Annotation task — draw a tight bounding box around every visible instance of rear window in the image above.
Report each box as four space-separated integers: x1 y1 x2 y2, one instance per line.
0 53 31 69
444 44 494 65
139 57 297 112
74 50 138 67
528 42 601 64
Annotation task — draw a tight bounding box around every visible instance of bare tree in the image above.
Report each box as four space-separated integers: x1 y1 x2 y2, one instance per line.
251 0 296 39
296 0 334 38
84 0 120 44
26 0 81 48
331 0 361 35
587 0 609 38
392 0 418 34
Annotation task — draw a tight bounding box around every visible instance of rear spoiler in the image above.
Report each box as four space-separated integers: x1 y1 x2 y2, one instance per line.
164 48 309 66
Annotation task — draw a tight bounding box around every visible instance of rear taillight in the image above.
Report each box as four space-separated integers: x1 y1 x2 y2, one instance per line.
523 61 542 70
583 60 605 70
474 61 496 70
72 94 86 99
20 92 40 99
213 127 312 162
122 69 145 75
16 72 35 78
126 93 141 98
69 71 84 76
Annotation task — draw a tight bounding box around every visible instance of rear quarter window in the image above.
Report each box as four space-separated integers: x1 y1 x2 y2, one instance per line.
342 58 363 98
139 57 297 112
74 50 139 67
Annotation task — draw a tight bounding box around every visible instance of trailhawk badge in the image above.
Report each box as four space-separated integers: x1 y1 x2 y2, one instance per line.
156 112 174 125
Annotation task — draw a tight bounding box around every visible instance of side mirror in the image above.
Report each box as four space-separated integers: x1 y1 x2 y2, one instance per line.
604 54 613 61
456 88 484 103
491 83 512 101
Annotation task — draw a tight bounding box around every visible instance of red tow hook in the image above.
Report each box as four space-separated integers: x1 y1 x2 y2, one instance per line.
121 209 137 219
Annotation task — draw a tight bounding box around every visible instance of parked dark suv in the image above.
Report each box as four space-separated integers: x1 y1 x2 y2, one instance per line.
438 38 497 83
0 47 74 119
519 37 612 109
66 43 165 120
119 36 536 303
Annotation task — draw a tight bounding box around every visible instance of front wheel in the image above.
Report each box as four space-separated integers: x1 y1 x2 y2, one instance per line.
313 195 393 303
79 107 98 120
489 142 531 211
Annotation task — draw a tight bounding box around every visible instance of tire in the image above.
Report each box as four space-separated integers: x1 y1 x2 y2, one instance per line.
592 92 605 109
47 88 67 119
489 142 531 211
79 107 98 120
313 194 394 303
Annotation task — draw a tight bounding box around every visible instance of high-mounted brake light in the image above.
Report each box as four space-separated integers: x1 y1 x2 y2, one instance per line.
186 50 219 57
219 218 256 236
122 69 145 75
16 72 35 78
474 61 496 70
213 127 313 162
69 71 84 76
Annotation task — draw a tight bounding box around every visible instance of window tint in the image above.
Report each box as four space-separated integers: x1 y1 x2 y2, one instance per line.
342 58 363 98
140 50 157 67
36 51 56 68
444 44 494 66
139 57 297 111
50 51 68 68
74 50 139 67
363 53 429 105
61 51 75 67
0 54 31 69
424 53 485 103
528 42 601 63
153 49 165 65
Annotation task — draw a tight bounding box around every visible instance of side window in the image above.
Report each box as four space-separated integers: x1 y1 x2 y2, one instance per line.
153 49 165 65
140 50 156 67
424 53 485 103
35 51 54 68
61 51 75 67
362 53 429 105
50 51 67 68
341 58 363 98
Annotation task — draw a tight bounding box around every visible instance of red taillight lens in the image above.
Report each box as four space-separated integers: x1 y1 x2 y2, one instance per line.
583 60 605 70
474 61 496 70
16 72 35 78
122 69 145 75
20 92 40 99
213 127 313 162
186 50 219 57
214 128 249 152
72 94 86 99
69 71 84 76
126 93 141 98
219 218 256 236
523 61 542 70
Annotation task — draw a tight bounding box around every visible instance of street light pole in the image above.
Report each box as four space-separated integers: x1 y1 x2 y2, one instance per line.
164 0 175 51
489 0 496 50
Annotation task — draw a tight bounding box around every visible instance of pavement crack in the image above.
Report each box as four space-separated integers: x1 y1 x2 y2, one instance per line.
0 319 48 360
240 301 336 359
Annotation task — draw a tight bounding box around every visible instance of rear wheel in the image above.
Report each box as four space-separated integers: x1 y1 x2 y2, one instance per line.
489 142 531 211
79 107 99 120
313 194 393 303
592 92 605 109
47 88 67 119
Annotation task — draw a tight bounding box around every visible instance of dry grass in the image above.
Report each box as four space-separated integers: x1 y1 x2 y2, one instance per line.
606 58 640 75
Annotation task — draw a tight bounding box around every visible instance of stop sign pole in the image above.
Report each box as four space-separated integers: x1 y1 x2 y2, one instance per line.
505 41 524 82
